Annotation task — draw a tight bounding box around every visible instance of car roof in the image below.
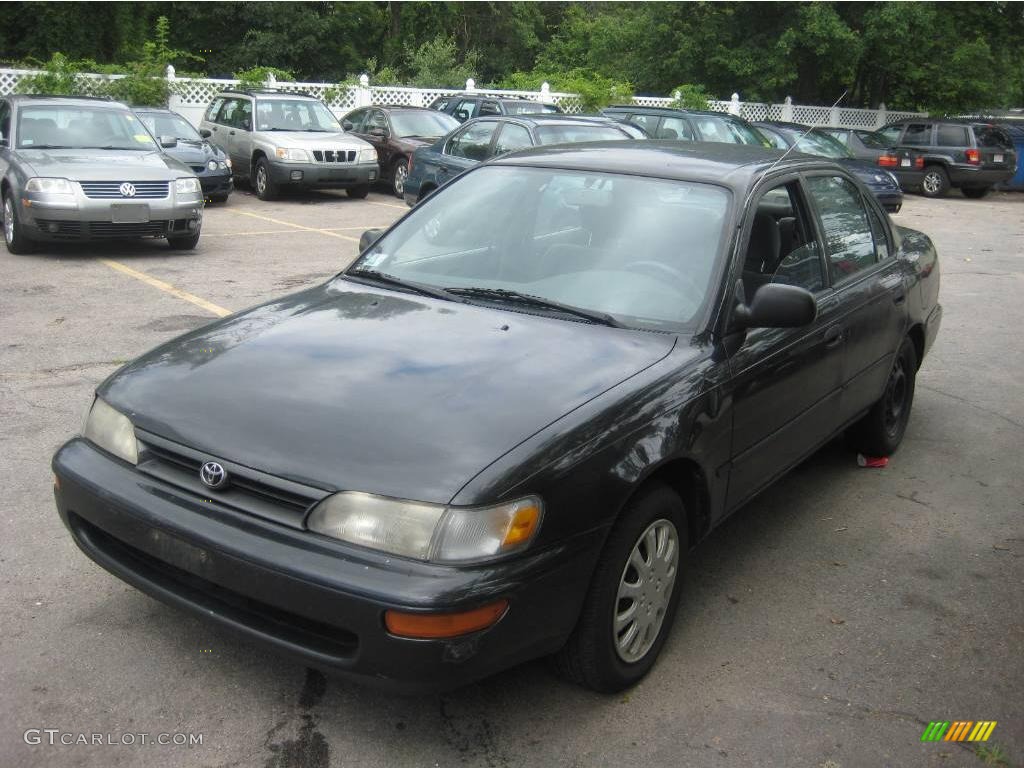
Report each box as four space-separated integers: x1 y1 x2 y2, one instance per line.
753 121 816 132
7 94 128 109
217 89 319 100
603 105 745 119
133 107 177 114
372 106 441 113
437 93 540 104
489 141 836 191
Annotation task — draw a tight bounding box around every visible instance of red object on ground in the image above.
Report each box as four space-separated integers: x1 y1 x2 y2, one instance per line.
857 454 889 468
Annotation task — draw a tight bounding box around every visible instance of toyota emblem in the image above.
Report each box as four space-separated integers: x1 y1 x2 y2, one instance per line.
119 182 137 198
199 461 228 490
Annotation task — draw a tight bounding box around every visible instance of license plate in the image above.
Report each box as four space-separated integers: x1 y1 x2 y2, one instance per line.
994 153 1004 163
111 204 150 223
900 158 911 167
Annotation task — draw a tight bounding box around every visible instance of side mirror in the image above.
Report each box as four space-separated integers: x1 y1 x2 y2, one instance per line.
199 128 212 138
735 283 817 329
342 119 354 131
454 110 470 122
159 135 178 148
359 228 384 252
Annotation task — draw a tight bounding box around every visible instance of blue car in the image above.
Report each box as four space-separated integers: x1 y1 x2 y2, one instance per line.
754 121 904 213
403 114 635 206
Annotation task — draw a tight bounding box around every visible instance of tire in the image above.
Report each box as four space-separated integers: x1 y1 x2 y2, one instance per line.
552 483 687 692
167 230 201 250
3 190 36 254
391 158 409 198
920 165 950 198
347 184 370 199
254 157 278 201
848 336 917 457
961 186 990 199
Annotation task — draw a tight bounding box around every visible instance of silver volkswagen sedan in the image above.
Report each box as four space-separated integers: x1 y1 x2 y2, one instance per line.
0 95 204 253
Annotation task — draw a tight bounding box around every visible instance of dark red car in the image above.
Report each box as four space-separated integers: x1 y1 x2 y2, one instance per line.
342 106 460 197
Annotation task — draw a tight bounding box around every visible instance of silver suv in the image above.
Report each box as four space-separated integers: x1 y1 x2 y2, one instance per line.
199 90 378 201
0 95 204 254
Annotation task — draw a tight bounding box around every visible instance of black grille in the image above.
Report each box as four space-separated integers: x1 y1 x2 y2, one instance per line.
35 219 83 238
312 150 356 163
80 181 170 199
135 429 328 527
88 221 170 238
190 165 206 174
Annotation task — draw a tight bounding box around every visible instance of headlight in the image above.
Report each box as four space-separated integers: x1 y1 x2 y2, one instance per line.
358 148 378 163
25 177 75 194
275 147 310 162
175 177 200 194
306 493 542 563
83 397 138 465
207 160 218 172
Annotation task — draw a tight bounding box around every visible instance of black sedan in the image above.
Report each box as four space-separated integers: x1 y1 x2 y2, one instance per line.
754 121 905 213
52 143 941 693
135 109 233 203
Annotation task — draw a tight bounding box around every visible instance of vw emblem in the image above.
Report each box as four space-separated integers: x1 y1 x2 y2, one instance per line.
119 182 137 198
199 461 228 490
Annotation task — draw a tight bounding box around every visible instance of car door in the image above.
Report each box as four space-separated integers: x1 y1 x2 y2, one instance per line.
492 121 533 157
724 176 846 510
0 100 11 180
437 119 500 185
803 173 907 424
217 98 251 174
362 109 393 168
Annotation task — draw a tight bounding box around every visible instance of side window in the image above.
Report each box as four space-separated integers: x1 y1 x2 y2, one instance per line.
366 109 388 134
902 123 932 146
0 102 10 142
237 99 252 131
742 182 825 298
875 124 903 145
479 100 501 116
493 122 532 156
343 108 367 132
205 97 224 123
433 98 449 112
831 130 850 147
446 121 498 160
656 116 694 141
760 128 789 150
805 175 877 283
935 124 969 147
867 205 891 261
626 113 659 135
217 99 239 127
454 99 478 121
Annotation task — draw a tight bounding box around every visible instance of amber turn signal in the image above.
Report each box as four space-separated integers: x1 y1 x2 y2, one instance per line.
385 599 509 639
502 504 540 549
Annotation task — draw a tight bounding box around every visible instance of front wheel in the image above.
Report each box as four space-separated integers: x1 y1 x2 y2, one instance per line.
961 186 990 199
4 191 36 254
167 230 201 250
552 484 687 692
254 158 278 201
848 336 917 456
920 165 950 198
391 159 409 198
347 184 370 199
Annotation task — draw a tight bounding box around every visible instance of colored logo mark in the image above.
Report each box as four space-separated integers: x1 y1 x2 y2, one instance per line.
921 721 997 742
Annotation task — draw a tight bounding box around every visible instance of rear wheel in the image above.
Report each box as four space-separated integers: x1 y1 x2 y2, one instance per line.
848 336 917 456
347 185 370 199
552 483 687 692
961 186 990 199
920 165 949 198
391 159 409 198
3 191 35 254
254 157 278 201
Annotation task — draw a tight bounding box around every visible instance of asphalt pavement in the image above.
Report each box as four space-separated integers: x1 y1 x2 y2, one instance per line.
1 184 1021 768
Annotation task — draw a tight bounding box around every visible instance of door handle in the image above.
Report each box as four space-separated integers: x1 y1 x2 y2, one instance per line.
228 130 236 136
823 325 845 348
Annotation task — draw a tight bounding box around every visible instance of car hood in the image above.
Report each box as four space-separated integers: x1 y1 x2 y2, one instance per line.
265 131 372 150
161 140 226 165
839 158 900 190
100 281 674 503
15 148 192 179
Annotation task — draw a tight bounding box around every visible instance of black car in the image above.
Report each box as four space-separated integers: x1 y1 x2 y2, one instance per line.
875 118 1017 198
53 143 941 693
429 93 563 123
135 109 233 203
754 121 904 213
602 105 769 146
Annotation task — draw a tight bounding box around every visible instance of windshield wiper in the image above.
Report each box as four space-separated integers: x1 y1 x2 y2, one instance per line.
20 144 72 150
345 268 456 302
444 287 623 328
93 145 149 150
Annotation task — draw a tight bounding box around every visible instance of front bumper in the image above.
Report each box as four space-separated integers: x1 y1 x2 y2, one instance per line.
196 170 233 199
268 161 379 189
869 188 903 213
22 191 203 241
52 439 601 692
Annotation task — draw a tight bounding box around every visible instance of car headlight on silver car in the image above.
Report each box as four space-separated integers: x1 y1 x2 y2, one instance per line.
358 148 378 163
83 397 138 465
306 492 543 563
207 159 218 171
25 177 75 194
175 177 201 194
275 147 310 162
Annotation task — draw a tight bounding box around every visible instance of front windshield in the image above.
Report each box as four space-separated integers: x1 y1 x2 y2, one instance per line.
794 130 854 158
536 124 628 144
254 99 340 132
348 166 730 331
137 112 201 142
389 111 459 138
16 106 158 150
691 115 763 145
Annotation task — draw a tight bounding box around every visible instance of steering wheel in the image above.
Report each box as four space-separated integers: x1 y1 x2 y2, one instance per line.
624 259 703 299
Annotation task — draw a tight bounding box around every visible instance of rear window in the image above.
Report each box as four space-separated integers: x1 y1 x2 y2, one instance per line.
504 101 560 115
902 123 932 146
857 131 891 149
936 124 969 146
692 115 762 145
973 124 1013 148
535 124 628 144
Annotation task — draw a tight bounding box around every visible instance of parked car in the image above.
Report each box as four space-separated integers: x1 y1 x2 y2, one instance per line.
341 106 459 198
135 108 233 203
602 105 769 146
53 142 941 693
429 93 563 123
753 121 904 213
199 89 378 200
0 94 204 253
403 114 633 206
874 118 1017 198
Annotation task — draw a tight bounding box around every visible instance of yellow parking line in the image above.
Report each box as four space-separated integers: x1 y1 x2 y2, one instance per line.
365 200 408 211
226 209 361 242
100 259 232 317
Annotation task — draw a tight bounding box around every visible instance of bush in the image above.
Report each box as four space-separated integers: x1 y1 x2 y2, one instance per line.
498 68 634 111
16 53 89 96
671 83 714 110
234 66 296 90
406 35 479 89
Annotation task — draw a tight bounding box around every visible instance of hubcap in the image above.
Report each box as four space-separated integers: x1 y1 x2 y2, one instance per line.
923 173 940 194
884 356 908 436
4 198 13 244
394 165 407 196
613 518 679 664
256 166 266 195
